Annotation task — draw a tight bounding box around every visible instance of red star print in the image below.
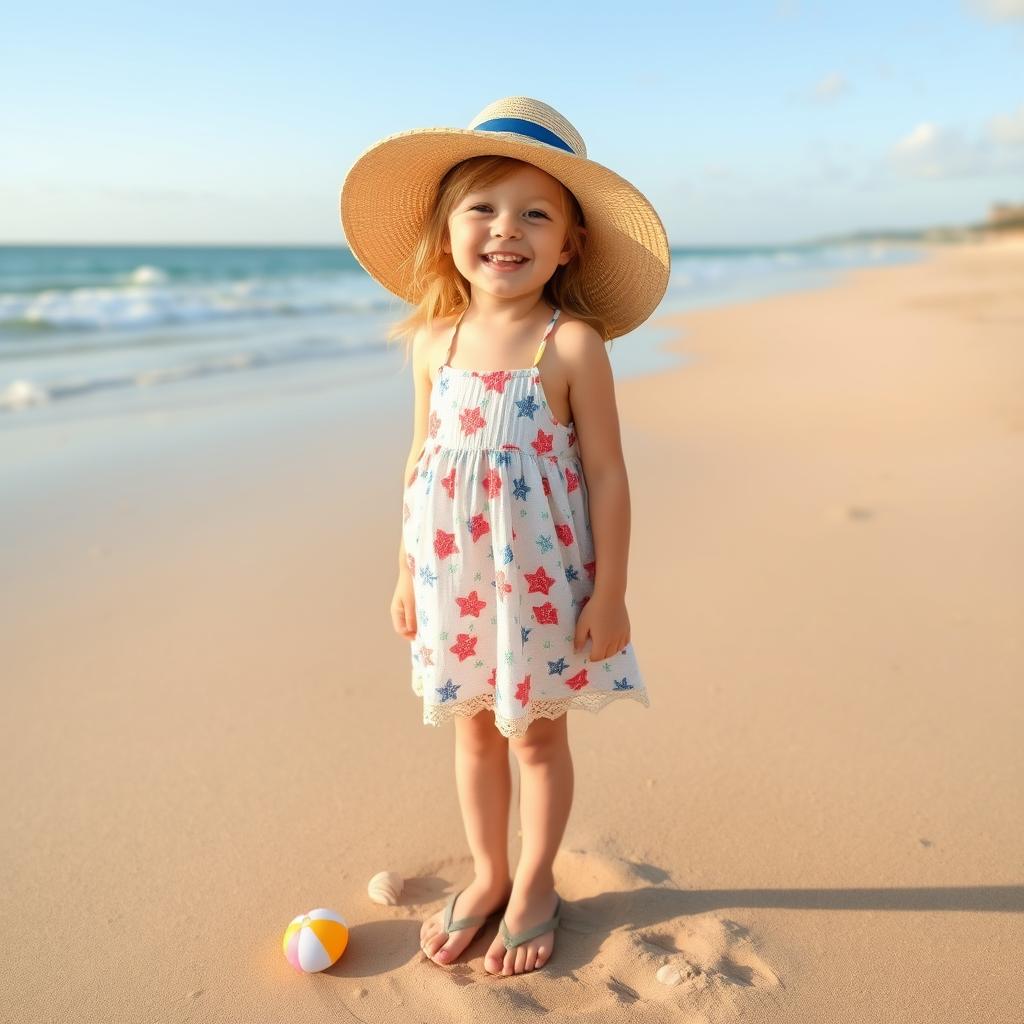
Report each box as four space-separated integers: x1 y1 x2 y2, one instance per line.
441 466 456 499
434 529 460 559
565 466 580 493
541 477 551 497
579 595 591 610
512 527 517 541
480 370 513 393
428 411 441 438
469 513 490 542
533 601 559 625
530 429 554 455
402 501 411 523
495 571 512 599
481 469 502 497
450 633 478 661
565 668 590 690
419 646 434 666
487 666 497 688
524 565 555 595
584 560 596 581
568 430 576 446
459 406 486 435
515 673 531 706
555 523 573 546
455 590 487 617
500 443 521 451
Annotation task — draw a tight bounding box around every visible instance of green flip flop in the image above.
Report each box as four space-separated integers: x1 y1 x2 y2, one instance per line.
498 894 562 952
442 887 494 935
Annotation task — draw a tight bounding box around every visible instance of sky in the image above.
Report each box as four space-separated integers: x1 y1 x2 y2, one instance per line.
2 0 1022 246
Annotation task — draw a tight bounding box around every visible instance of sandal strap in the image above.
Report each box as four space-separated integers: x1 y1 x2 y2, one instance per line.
499 895 562 949
443 888 488 934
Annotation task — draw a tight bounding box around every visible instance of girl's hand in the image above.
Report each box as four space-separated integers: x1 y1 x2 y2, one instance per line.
391 571 418 641
573 593 631 662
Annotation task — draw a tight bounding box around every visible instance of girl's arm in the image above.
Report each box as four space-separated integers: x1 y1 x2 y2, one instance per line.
557 322 632 601
398 324 436 574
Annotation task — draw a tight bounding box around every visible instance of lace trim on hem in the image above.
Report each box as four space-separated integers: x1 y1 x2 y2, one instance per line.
421 689 650 739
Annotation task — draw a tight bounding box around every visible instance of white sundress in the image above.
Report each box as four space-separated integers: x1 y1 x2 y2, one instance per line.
401 305 650 740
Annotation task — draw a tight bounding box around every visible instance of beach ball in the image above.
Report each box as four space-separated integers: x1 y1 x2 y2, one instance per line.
282 908 349 973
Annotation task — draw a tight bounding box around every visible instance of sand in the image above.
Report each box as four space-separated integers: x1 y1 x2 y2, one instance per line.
2 239 1022 1023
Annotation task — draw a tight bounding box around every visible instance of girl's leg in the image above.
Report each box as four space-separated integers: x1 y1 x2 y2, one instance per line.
484 713 573 975
421 709 515 965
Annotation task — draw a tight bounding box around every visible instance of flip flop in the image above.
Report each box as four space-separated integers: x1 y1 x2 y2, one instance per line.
442 887 494 935
498 894 562 953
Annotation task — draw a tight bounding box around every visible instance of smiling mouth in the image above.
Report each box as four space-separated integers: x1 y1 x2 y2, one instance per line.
480 253 530 270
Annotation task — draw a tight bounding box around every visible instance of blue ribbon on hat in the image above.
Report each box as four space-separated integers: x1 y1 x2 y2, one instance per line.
473 117 576 155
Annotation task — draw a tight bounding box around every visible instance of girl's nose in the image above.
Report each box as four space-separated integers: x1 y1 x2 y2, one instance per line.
491 213 522 239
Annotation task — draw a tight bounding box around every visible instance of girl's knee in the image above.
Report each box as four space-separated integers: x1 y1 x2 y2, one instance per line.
454 710 508 757
509 715 568 765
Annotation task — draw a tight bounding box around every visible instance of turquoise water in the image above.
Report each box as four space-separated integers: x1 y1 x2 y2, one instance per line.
0 243 923 424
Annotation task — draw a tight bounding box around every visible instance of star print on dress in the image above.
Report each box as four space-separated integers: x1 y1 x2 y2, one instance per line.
533 601 559 625
434 529 460 559
512 476 531 500
515 394 540 420
481 468 502 497
515 674 531 707
541 476 552 496
450 633 478 661
531 429 554 455
565 466 579 493
565 668 590 691
455 590 487 617
584 560 597 581
459 406 486 435
494 570 512 600
613 678 634 690
525 565 555 595
419 646 435 667
441 467 457 499
429 411 441 438
521 626 533 644
555 523 574 546
480 370 513 393
547 656 568 675
436 679 460 702
468 513 491 542
487 665 497 687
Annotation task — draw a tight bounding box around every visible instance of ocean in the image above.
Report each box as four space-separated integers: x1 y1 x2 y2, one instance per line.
0 242 922 431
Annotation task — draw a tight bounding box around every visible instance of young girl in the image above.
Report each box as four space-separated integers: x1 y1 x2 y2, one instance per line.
340 96 669 977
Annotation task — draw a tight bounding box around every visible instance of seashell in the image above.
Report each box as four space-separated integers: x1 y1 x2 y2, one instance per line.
656 963 684 986
367 870 404 906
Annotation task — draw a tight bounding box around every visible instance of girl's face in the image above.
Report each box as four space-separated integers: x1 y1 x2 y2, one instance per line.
444 163 575 299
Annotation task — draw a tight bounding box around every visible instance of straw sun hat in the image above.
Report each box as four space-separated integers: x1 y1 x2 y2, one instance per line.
339 96 671 340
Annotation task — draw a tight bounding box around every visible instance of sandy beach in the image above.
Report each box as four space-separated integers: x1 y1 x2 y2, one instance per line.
3 239 1022 1023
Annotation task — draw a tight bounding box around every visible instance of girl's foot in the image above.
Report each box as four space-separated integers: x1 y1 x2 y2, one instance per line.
483 880 560 975
420 876 513 966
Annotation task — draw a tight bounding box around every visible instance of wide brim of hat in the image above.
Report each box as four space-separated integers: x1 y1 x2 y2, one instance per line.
339 127 671 340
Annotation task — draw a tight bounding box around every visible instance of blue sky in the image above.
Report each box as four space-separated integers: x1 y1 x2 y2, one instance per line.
2 0 1022 245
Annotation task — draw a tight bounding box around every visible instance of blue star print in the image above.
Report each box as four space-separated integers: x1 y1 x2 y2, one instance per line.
502 544 514 565
512 476 531 500
564 564 579 582
418 565 438 588
521 626 533 645
548 657 569 675
515 394 540 420
613 678 634 690
536 534 553 553
495 450 512 467
436 679 460 702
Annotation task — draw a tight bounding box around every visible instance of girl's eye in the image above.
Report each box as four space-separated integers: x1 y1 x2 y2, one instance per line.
468 204 548 219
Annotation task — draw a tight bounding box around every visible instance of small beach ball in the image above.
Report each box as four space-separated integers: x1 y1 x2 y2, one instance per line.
282 908 349 973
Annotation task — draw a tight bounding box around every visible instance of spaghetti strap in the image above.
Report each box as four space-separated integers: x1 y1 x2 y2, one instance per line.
440 309 468 371
531 307 561 367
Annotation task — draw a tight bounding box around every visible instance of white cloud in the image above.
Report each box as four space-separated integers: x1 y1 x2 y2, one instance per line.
964 0 1024 20
891 106 1024 180
812 72 849 103
891 122 987 178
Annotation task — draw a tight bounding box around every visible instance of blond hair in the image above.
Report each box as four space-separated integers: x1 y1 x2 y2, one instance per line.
386 156 612 365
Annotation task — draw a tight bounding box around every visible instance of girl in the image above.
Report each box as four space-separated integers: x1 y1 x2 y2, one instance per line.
340 96 669 977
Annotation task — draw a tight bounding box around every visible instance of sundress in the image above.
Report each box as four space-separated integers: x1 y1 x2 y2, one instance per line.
401 305 650 740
